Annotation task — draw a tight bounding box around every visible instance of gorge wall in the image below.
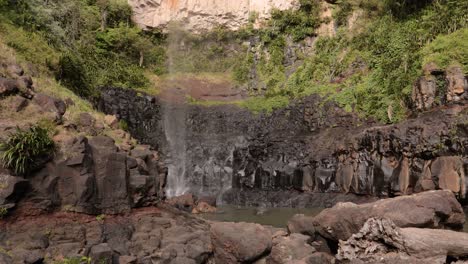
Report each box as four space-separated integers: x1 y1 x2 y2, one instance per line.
97 87 468 207
128 0 297 31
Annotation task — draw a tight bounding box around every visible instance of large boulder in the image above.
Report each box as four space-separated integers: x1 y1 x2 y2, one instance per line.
291 190 465 243
32 93 66 120
0 174 29 209
337 218 468 264
0 77 18 97
210 222 272 263
266 233 317 264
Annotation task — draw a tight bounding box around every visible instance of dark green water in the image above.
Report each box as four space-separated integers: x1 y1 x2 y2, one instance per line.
200 205 323 228
202 206 468 231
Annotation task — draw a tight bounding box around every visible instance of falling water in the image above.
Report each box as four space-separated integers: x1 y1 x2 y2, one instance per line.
163 23 190 198
163 102 189 197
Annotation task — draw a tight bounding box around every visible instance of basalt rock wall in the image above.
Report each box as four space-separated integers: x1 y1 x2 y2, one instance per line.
98 87 468 207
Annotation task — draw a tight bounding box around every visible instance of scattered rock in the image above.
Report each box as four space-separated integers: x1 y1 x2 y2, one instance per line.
130 145 153 161
119 255 137 264
0 174 29 208
287 214 315 236
167 193 196 211
192 201 217 214
210 222 272 263
90 243 113 264
11 95 28 112
79 113 95 127
266 233 317 264
32 93 66 118
6 63 24 77
0 77 18 97
104 115 119 128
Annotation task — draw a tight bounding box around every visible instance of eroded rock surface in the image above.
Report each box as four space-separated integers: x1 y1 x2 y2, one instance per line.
210 222 272 263
311 190 465 242
337 218 468 264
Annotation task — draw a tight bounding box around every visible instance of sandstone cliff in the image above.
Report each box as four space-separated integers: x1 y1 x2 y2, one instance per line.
129 0 298 31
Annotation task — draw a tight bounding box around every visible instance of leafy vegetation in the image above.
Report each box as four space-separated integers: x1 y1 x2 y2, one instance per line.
0 125 55 176
233 0 468 120
0 0 166 97
0 207 7 219
421 28 468 73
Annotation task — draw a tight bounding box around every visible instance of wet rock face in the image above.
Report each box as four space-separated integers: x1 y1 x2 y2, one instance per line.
98 88 468 206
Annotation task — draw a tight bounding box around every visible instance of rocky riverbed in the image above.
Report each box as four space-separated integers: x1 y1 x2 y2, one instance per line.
1 190 468 263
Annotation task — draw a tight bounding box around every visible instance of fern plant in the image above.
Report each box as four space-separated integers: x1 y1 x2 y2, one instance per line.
0 125 55 176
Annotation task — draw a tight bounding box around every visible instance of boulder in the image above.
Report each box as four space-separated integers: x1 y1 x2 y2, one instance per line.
6 63 24 77
446 66 467 101
104 115 119 128
287 214 315 236
191 201 217 214
0 174 29 208
0 77 18 96
167 193 196 211
78 113 95 127
32 93 66 117
266 233 317 264
0 252 13 264
11 95 28 112
90 243 113 264
119 256 137 264
210 222 272 263
88 136 130 214
337 218 468 264
130 145 153 161
311 190 465 242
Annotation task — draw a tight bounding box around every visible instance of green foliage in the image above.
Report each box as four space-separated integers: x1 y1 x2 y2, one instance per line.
0 22 60 72
0 207 7 219
233 53 254 84
421 28 468 73
96 214 106 222
268 0 322 42
0 0 165 97
118 120 128 131
0 125 55 176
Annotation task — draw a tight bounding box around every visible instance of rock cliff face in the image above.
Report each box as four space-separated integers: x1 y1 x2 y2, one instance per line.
129 0 297 31
97 87 468 207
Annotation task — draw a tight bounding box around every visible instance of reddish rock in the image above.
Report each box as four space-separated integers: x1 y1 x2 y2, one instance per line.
192 201 217 214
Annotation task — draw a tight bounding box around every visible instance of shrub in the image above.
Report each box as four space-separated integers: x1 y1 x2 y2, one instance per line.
421 28 468 73
0 207 7 219
0 125 55 176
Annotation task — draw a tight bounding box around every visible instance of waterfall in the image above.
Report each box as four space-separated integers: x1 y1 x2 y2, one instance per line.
163 102 189 197
163 23 190 198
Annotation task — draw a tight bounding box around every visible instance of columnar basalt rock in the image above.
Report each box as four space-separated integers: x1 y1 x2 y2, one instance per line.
98 87 468 207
